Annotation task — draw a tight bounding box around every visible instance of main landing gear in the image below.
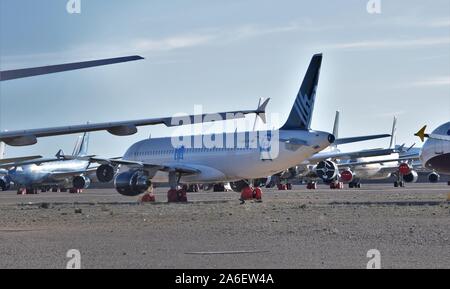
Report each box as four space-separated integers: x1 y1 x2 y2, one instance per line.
277 183 292 190
306 182 317 190
239 185 263 204
167 171 187 203
329 181 344 190
17 187 38 195
394 181 405 188
348 181 361 189
394 174 405 188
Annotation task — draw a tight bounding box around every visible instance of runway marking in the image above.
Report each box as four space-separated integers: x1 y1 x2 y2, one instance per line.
185 250 270 255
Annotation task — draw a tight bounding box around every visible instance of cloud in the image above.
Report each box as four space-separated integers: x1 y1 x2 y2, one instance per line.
134 34 214 52
325 37 450 50
427 18 450 28
411 76 450 87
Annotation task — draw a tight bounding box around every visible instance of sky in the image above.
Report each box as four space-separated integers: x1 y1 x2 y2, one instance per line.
0 0 449 158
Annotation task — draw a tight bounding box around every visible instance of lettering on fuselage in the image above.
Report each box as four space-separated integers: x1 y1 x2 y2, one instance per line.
174 146 185 161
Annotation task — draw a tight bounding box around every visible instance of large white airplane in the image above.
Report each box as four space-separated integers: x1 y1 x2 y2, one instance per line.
415 123 450 184
86 54 392 201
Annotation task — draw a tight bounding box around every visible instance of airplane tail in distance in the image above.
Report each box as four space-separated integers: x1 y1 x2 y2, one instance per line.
0 142 5 159
72 132 90 157
281 53 322 130
331 111 340 149
389 116 397 149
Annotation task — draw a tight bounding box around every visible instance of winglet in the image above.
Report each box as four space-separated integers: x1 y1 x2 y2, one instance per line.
55 149 65 159
256 98 270 123
414 125 428 142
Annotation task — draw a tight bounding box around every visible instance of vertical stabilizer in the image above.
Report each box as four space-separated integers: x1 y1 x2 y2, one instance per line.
281 54 322 130
72 132 90 157
389 116 397 149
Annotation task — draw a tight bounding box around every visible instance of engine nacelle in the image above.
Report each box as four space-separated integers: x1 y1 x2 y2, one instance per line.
428 172 440 183
96 164 115 183
340 169 354 183
315 160 339 182
72 176 91 189
0 176 11 191
114 170 150 196
398 163 412 176
403 170 418 183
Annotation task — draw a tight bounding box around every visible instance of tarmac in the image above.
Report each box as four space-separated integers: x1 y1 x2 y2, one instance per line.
0 183 449 269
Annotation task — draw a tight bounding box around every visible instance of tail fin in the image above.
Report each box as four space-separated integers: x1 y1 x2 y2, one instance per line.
280 53 322 130
389 116 397 149
0 142 5 160
72 132 89 157
331 111 340 149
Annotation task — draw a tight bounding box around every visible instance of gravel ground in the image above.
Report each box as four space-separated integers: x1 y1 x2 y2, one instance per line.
0 184 449 269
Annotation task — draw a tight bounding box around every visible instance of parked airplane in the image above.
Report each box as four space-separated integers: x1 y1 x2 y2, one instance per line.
311 117 424 188
266 112 394 189
0 133 95 193
86 54 392 201
415 122 450 184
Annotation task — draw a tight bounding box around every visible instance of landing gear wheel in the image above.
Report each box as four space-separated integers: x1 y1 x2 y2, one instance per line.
306 182 317 190
167 188 187 202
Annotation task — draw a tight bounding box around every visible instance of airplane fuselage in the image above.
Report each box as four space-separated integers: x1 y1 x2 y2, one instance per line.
122 129 333 184
7 159 89 187
340 153 400 180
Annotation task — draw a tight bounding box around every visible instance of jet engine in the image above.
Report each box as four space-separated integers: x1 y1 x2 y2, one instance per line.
72 176 91 190
428 172 440 183
315 160 339 182
114 170 150 196
96 164 115 183
0 176 11 191
403 170 418 183
340 169 354 183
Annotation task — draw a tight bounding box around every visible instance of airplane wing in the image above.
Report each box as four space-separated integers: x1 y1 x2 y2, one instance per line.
308 148 398 163
0 99 269 146
0 157 63 169
0 55 144 81
0 155 43 165
337 155 420 168
90 157 200 175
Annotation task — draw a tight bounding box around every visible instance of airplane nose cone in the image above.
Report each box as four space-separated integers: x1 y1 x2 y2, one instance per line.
328 134 335 144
